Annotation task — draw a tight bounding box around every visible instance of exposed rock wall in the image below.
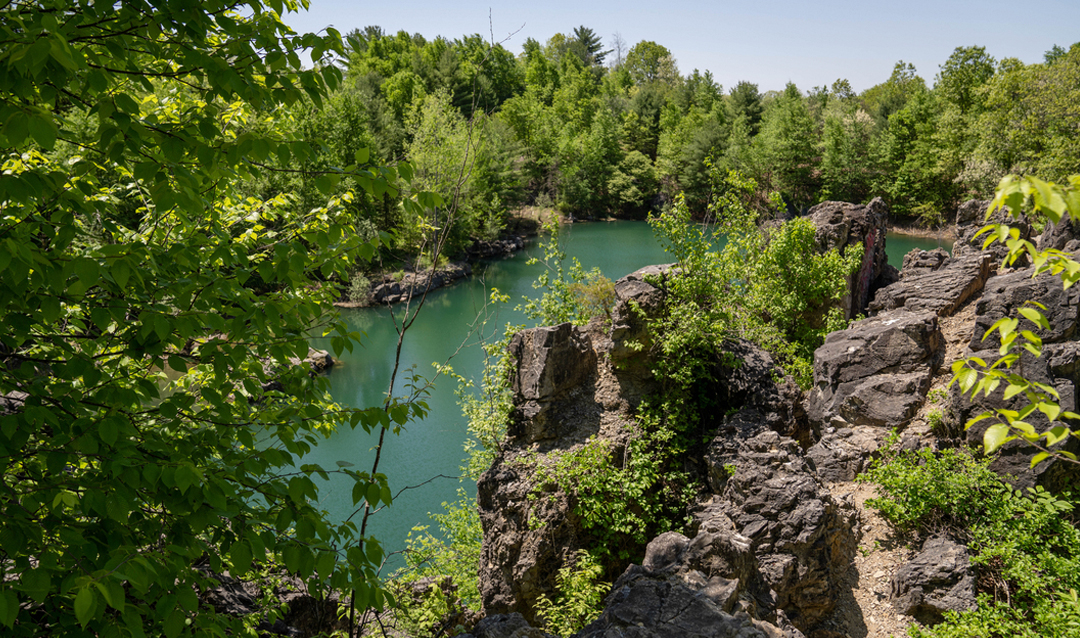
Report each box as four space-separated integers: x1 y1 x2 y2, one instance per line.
477 264 856 634
473 198 1080 637
808 197 890 319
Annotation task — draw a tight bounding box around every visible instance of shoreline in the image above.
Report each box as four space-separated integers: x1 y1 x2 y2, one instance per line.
888 220 957 242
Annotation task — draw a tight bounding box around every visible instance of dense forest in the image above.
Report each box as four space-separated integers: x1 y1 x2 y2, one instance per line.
242 26 1080 268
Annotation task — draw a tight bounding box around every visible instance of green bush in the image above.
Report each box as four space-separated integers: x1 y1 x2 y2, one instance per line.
862 443 1080 637
348 272 372 304
535 550 609 636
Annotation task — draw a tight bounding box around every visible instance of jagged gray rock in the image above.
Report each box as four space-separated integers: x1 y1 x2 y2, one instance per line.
574 528 802 637
869 254 991 317
370 262 472 305
969 266 1080 353
806 426 888 482
952 199 1029 263
1037 215 1080 252
609 264 672 368
459 613 555 638
890 537 976 624
508 323 599 444
808 198 890 318
704 431 859 631
807 310 943 430
901 248 951 274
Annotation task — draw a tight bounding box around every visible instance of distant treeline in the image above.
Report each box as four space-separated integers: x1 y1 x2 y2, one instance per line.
243 26 1080 256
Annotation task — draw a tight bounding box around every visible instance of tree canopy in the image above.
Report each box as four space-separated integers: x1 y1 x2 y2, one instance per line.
0 0 428 634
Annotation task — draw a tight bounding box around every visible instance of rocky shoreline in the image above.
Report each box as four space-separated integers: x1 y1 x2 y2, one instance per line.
334 235 527 309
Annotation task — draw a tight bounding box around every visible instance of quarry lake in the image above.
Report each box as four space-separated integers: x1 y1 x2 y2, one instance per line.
308 221 947 571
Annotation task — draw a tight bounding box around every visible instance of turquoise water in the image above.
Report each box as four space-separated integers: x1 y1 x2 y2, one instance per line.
307 222 946 569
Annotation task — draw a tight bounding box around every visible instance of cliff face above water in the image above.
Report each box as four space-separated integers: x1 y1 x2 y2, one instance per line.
459 201 1080 638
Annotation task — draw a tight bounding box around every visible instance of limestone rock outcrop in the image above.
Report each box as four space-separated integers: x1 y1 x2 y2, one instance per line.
702 431 859 631
370 262 473 305
952 198 1029 263
808 198 890 318
889 537 977 624
949 263 1080 489
574 529 803 637
900 247 950 273
868 254 992 317
807 310 943 430
478 267 671 622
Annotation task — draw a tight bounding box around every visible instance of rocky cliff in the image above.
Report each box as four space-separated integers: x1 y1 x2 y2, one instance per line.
460 198 1080 638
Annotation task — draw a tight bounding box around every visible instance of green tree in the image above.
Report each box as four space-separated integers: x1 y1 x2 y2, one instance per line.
624 40 678 86
727 81 764 136
936 45 996 116
973 48 1080 181
861 60 926 124
570 26 611 67
753 83 818 209
0 1 428 635
819 109 875 203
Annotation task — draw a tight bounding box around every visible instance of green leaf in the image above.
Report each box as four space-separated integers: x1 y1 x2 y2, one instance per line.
74 586 95 627
1018 306 1050 329
231 541 253 575
1030 452 1051 467
1038 402 1062 423
354 147 369 164
984 423 1012 454
0 590 19 628
28 113 57 150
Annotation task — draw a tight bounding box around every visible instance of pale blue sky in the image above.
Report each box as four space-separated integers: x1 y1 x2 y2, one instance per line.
284 0 1080 93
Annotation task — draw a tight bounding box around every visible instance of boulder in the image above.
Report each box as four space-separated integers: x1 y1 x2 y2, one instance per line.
609 264 673 365
952 199 1029 263
712 341 810 445
201 572 341 637
901 248 951 274
705 431 859 631
295 347 334 374
969 267 1080 353
458 613 555 638
806 426 889 482
370 262 473 305
467 235 526 259
1037 215 1080 252
890 537 976 624
807 310 943 430
868 254 992 317
476 459 592 623
808 198 890 318
575 529 801 638
950 347 1080 491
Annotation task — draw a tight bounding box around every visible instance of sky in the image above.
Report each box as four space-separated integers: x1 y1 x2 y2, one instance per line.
283 0 1080 94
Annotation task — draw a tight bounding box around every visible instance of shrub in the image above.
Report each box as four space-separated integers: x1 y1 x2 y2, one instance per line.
535 551 609 636
348 272 372 304
863 443 1080 637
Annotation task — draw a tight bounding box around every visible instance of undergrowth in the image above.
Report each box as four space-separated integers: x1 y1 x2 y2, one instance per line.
861 439 1080 637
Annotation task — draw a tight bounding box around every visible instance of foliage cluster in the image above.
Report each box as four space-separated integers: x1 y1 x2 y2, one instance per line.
534 550 609 636
528 413 698 564
520 220 616 327
322 28 1080 243
0 1 446 635
862 444 1080 637
649 168 860 389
